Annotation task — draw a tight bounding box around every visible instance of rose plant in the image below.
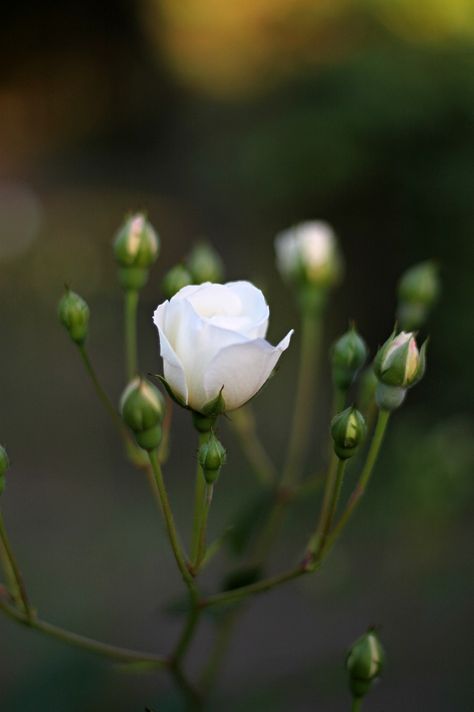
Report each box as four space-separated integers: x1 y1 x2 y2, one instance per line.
0 212 440 711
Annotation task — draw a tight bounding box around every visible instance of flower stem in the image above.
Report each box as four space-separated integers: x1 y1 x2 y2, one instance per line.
170 591 201 665
78 344 127 441
282 309 322 486
147 450 196 592
230 406 276 485
306 455 345 558
352 698 363 712
124 288 139 380
200 564 308 609
194 484 214 572
0 596 167 666
323 409 390 557
0 510 32 619
191 433 209 565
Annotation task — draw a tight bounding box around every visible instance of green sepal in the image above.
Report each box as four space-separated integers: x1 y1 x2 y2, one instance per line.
375 383 406 411
379 337 412 386
152 374 189 409
411 337 428 386
201 387 226 417
135 425 162 451
373 327 397 380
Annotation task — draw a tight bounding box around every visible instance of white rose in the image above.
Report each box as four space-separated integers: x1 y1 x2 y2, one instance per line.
153 281 293 413
275 221 342 286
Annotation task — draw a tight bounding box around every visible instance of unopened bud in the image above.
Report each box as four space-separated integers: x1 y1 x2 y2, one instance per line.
374 330 427 390
58 288 90 345
0 446 9 494
162 264 193 299
120 378 165 451
346 628 384 700
198 432 226 484
331 407 367 459
187 242 224 283
331 326 368 391
397 260 440 330
114 213 159 290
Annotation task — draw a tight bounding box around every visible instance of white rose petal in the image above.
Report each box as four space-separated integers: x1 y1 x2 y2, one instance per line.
153 281 293 412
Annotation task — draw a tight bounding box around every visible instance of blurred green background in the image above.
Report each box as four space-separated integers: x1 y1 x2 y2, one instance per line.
0 1 473 710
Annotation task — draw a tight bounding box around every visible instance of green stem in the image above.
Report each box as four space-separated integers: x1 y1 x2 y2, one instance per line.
333 387 346 417
195 484 214 571
230 406 276 485
307 456 345 558
171 591 201 665
0 597 166 666
191 433 209 564
124 289 139 380
282 309 322 486
327 458 347 532
0 511 32 618
200 564 308 609
352 698 363 712
78 344 127 440
199 610 238 694
323 410 390 557
147 450 196 592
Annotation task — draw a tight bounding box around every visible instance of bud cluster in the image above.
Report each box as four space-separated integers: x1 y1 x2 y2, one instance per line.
120 378 165 451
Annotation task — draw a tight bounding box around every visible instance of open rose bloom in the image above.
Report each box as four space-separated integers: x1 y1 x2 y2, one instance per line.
153 281 293 413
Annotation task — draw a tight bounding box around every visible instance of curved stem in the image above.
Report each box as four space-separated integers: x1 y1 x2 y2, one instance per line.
78 345 127 440
0 597 167 666
281 310 322 486
230 406 276 485
124 289 139 380
323 410 390 557
0 511 32 618
147 450 196 592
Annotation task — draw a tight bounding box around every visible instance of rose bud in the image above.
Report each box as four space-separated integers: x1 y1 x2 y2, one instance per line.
275 221 343 292
113 213 160 290
120 377 165 451
396 260 440 330
162 264 193 299
374 330 427 411
331 326 368 391
198 431 226 484
331 406 367 459
346 628 384 700
58 288 90 346
0 445 10 494
186 242 224 284
153 281 293 414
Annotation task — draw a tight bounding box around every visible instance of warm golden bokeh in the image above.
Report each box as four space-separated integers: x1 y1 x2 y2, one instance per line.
141 0 474 97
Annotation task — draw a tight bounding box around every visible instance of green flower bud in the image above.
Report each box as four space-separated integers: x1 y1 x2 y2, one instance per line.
346 628 384 700
162 264 193 299
374 330 427 390
186 242 224 283
397 260 440 329
120 378 165 451
114 214 159 290
198 432 226 484
0 445 10 494
375 383 406 411
331 407 367 459
58 288 90 345
331 326 368 391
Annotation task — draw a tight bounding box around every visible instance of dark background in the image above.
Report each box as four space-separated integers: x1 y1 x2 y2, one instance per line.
0 1 473 710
